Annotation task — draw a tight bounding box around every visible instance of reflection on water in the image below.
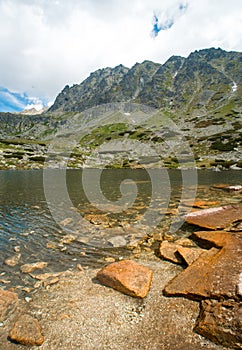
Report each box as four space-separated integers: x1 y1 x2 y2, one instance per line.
0 169 241 290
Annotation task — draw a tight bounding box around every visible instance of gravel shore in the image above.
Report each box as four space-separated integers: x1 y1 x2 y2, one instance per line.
0 253 228 350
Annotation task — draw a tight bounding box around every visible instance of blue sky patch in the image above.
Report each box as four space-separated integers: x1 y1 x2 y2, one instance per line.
0 86 46 113
151 2 188 38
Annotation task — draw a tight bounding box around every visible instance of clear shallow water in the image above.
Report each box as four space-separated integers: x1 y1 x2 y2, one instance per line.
0 169 241 290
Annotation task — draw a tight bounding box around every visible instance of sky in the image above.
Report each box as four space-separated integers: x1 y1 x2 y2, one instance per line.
0 0 242 111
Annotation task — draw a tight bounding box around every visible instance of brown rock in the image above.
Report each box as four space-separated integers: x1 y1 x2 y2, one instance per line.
182 200 220 209
84 214 109 225
175 238 197 247
211 184 229 189
30 272 62 281
96 260 153 298
212 184 242 192
158 241 183 264
20 261 48 274
9 314 44 346
195 299 242 350
177 246 205 266
0 290 18 322
159 238 197 264
4 254 21 267
164 231 242 300
185 205 242 229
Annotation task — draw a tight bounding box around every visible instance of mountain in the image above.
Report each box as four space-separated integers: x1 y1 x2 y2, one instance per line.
49 47 242 116
0 47 241 170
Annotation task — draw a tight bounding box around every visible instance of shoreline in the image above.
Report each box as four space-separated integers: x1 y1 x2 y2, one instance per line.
0 253 229 350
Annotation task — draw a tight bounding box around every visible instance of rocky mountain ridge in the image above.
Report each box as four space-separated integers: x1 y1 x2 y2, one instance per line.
49 47 242 115
0 47 241 169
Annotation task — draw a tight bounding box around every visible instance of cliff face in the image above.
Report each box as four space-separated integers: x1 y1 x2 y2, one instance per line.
0 48 241 169
48 48 242 116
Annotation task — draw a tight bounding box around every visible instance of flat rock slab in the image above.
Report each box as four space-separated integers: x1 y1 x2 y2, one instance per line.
185 205 242 230
212 184 242 192
164 231 242 300
195 299 242 350
0 289 18 322
96 259 153 298
9 314 44 346
181 200 220 209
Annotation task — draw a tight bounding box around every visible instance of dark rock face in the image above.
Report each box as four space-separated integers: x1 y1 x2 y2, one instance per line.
48 61 160 113
49 47 242 113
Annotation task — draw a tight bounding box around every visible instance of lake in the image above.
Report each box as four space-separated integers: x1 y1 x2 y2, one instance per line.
0 169 241 290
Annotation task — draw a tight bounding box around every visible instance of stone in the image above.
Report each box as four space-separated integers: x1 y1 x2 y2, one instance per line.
212 184 242 192
182 200 220 209
96 260 153 298
84 214 109 225
177 246 205 266
158 238 197 264
164 231 242 300
0 290 18 322
30 272 62 281
185 205 242 230
60 234 76 244
9 314 44 346
59 217 73 226
20 262 48 274
195 299 242 350
158 241 183 264
4 254 21 267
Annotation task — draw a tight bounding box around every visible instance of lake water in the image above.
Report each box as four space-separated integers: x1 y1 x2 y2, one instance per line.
0 169 241 290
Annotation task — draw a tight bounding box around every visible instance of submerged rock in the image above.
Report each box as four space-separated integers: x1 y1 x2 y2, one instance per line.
9 314 44 346
0 290 18 322
97 260 153 298
185 205 242 230
20 262 48 274
4 254 21 267
195 299 242 350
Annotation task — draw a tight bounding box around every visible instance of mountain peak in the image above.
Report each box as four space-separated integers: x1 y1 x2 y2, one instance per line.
48 47 241 113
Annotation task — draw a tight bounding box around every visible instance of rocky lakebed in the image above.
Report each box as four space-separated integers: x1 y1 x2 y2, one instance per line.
0 181 241 350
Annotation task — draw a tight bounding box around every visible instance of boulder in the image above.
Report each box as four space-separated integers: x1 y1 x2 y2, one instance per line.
185 205 242 230
195 299 242 350
0 290 18 322
96 260 153 298
9 314 44 346
164 231 242 300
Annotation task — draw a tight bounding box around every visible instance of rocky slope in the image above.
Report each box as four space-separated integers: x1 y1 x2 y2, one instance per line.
0 47 241 169
49 47 242 114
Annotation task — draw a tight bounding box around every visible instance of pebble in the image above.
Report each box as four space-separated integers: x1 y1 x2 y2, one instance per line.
25 297 32 303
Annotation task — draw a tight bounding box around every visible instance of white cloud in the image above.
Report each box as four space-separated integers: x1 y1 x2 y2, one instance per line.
0 0 241 106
